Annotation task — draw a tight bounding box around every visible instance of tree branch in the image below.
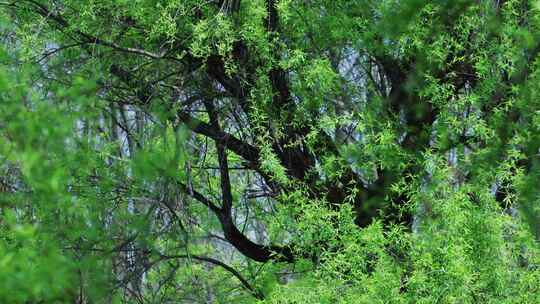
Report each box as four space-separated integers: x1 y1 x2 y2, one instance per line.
157 253 264 300
203 98 233 213
176 181 294 263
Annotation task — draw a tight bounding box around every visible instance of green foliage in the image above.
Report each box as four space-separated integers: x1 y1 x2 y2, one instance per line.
2 0 540 303
0 211 75 303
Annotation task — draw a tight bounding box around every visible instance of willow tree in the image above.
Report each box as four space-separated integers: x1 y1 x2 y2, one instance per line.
2 0 540 303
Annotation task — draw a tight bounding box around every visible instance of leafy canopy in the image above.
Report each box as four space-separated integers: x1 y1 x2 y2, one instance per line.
2 0 540 303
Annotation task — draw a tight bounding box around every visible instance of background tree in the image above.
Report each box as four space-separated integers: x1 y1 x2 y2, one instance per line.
2 0 540 303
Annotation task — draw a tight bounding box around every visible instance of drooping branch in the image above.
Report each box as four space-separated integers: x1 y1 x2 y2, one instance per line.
157 253 264 300
177 181 294 263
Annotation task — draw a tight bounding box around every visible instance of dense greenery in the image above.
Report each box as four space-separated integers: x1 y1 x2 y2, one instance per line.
2 0 540 302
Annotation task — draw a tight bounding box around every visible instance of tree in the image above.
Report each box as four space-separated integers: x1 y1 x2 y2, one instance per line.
1 0 540 302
